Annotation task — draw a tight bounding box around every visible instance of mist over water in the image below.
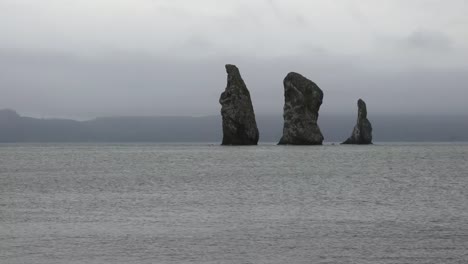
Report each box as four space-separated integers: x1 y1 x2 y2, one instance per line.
1 143 467 263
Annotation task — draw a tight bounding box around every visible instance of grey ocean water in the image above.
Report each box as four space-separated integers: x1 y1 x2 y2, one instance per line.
1 143 467 264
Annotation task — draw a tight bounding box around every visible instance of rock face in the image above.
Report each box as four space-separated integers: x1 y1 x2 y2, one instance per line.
219 64 259 145
342 99 373 144
278 72 324 145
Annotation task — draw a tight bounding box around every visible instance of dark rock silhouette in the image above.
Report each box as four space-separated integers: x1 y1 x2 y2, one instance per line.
278 72 324 145
342 99 373 144
219 64 259 145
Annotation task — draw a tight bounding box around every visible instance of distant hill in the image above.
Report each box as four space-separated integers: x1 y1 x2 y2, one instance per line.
0 109 467 142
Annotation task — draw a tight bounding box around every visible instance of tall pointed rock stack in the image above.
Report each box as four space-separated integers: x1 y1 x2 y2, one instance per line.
342 99 373 144
278 72 324 145
219 64 259 145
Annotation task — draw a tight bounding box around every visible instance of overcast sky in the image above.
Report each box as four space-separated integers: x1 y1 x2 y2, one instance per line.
0 0 467 119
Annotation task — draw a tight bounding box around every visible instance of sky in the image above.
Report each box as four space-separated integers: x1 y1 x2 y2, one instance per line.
0 0 467 119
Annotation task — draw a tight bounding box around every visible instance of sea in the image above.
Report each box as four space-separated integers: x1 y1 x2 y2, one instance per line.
1 143 467 264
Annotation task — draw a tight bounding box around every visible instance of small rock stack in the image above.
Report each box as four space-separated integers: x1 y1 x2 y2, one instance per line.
342 99 373 144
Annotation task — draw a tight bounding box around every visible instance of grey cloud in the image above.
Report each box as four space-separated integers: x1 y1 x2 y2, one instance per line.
405 30 453 51
0 1 467 119
260 0 309 27
266 0 281 18
182 34 214 50
1 49 467 120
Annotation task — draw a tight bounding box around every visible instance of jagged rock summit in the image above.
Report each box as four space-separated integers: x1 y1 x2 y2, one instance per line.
278 72 324 145
219 64 259 145
342 99 373 144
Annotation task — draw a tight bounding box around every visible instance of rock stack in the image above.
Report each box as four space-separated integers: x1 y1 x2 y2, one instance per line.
278 72 324 145
219 64 259 145
342 99 373 144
